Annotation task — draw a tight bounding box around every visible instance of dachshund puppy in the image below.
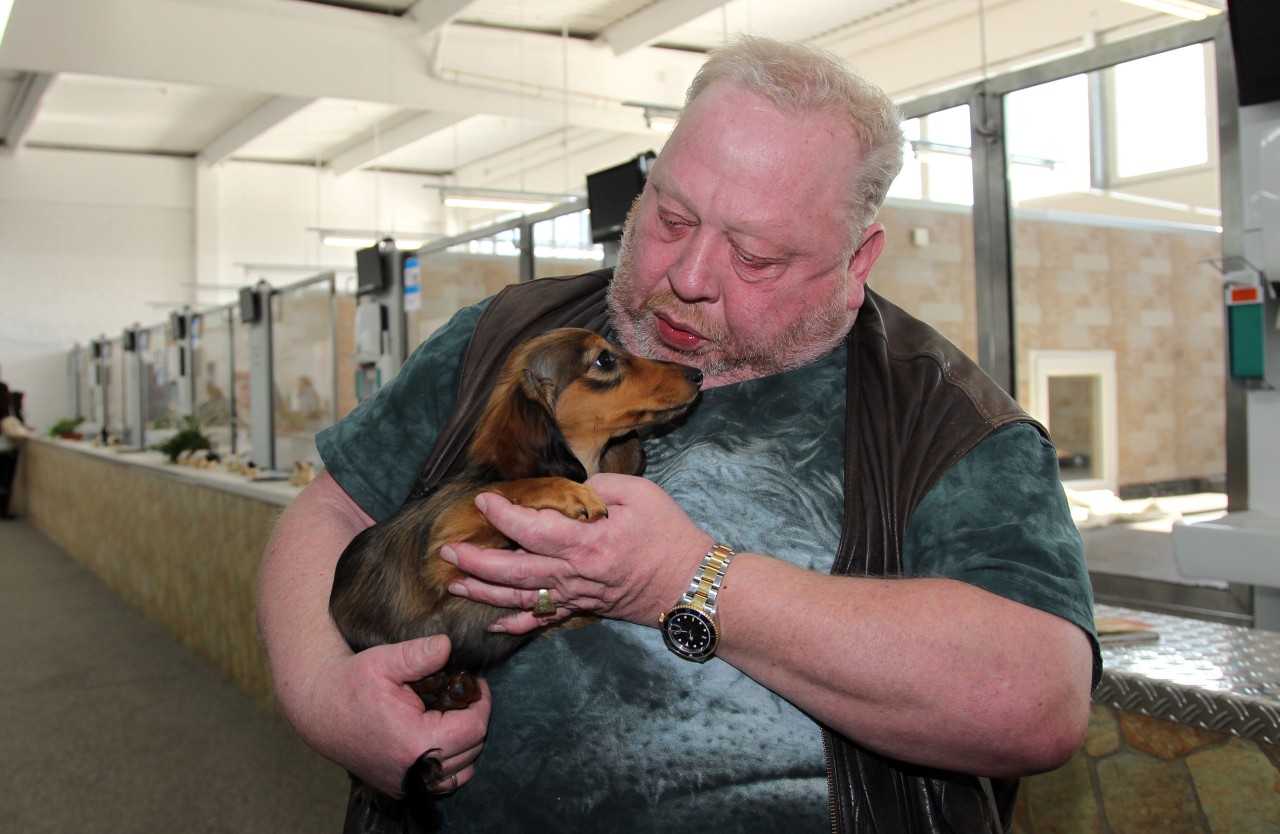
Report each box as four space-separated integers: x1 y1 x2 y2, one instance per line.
330 327 703 830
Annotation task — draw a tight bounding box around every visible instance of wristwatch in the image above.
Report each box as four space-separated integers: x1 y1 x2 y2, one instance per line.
659 544 736 662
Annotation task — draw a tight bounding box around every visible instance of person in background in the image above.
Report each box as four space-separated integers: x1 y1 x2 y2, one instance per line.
258 35 1098 833
0 382 31 520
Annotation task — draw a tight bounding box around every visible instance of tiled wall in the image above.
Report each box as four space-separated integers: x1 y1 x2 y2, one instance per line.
1014 704 1280 833
871 203 1225 490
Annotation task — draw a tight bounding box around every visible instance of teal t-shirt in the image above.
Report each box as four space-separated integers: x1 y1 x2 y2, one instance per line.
317 298 1098 834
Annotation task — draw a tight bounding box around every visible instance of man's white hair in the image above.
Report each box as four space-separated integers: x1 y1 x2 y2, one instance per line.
681 35 905 252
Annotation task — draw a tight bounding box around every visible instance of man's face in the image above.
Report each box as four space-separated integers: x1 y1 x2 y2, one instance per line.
608 80 884 388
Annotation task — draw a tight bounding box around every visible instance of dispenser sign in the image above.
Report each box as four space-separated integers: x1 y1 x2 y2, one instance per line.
404 256 421 312
1227 285 1263 306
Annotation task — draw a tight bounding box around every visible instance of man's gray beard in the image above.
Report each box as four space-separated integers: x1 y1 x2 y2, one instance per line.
606 221 855 381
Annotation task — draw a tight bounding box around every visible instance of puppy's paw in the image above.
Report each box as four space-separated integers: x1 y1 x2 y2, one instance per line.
542 481 608 522
411 670 482 712
497 478 608 522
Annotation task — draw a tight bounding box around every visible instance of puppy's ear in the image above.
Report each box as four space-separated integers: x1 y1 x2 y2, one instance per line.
469 367 586 482
511 374 587 481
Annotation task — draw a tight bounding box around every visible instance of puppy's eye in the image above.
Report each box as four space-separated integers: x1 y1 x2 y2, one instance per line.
593 350 618 371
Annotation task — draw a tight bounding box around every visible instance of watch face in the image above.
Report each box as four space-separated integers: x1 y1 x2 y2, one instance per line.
662 606 718 661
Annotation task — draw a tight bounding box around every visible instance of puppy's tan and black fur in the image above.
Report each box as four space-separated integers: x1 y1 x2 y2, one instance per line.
329 328 702 829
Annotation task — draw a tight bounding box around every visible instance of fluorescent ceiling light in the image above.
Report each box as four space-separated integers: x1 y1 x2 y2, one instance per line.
443 196 555 212
1115 0 1222 21
437 187 578 214
625 101 681 133
0 0 14 50
643 107 679 133
319 231 428 249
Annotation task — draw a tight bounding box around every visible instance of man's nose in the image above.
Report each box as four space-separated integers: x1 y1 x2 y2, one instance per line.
667 229 720 304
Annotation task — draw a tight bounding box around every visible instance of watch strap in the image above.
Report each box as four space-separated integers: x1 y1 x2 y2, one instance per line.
680 543 736 616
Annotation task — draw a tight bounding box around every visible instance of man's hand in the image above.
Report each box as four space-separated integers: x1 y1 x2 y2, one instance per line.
441 473 713 634
258 472 491 796
294 635 490 797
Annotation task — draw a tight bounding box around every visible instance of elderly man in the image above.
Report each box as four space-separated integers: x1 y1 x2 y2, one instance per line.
259 35 1097 834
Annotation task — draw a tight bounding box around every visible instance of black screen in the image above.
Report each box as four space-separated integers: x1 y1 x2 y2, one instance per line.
586 152 655 244
1229 2 1280 106
239 287 261 325
356 244 389 295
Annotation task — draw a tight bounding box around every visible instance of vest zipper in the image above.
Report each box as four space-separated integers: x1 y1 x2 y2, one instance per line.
822 728 839 834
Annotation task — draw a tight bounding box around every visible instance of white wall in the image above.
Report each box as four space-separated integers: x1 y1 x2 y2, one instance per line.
203 160 445 304
0 148 195 429
0 147 452 430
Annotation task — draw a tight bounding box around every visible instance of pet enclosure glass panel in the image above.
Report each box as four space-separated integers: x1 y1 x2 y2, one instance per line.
106 336 125 442
231 304 254 464
334 290 359 423
271 274 336 472
192 307 236 455
531 210 603 281
877 105 980 363
143 322 174 429
120 337 142 448
76 344 95 425
407 226 523 350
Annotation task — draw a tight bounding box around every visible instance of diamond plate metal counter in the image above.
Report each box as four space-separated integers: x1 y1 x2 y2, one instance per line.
1095 604 1280 745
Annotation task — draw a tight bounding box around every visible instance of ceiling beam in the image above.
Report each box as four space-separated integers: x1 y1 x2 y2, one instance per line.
0 71 53 154
405 0 477 36
0 0 698 134
600 0 726 56
198 94 314 165
328 109 467 175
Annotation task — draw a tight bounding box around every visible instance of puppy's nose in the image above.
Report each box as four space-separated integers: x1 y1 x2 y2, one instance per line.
685 367 704 388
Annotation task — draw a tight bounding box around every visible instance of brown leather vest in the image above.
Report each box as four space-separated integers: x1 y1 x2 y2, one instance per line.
409 269 1038 833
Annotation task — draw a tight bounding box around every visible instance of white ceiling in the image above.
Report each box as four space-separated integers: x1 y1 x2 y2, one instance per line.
0 0 1225 204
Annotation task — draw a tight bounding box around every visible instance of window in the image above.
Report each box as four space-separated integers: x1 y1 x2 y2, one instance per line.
1111 44 1210 180
1005 75 1093 203
890 106 973 206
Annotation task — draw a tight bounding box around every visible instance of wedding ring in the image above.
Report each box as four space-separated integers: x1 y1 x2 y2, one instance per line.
449 773 458 793
534 588 555 616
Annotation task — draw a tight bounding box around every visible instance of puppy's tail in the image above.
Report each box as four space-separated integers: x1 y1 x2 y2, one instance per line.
342 756 443 834
402 751 446 832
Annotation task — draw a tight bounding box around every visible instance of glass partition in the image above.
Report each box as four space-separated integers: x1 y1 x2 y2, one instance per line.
193 307 236 455
1005 45 1227 592
335 292 359 422
532 209 603 280
408 227 524 349
139 324 170 434
106 336 125 442
231 305 254 463
271 274 336 471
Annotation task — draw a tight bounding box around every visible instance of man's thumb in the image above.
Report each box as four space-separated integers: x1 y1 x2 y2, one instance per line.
381 634 451 682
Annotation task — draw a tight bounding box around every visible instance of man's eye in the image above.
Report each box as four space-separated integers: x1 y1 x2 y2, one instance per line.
594 350 617 371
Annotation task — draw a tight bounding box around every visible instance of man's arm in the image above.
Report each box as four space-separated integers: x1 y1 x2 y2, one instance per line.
442 475 1091 779
257 470 491 795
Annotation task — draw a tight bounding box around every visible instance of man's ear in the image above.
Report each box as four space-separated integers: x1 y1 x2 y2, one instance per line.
845 222 885 312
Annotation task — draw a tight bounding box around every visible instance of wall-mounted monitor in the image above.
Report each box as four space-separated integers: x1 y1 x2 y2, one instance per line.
239 287 262 324
1229 3 1280 107
586 152 655 244
356 242 390 296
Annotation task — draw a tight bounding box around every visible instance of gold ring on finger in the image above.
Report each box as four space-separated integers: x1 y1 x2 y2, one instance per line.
534 588 555 616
